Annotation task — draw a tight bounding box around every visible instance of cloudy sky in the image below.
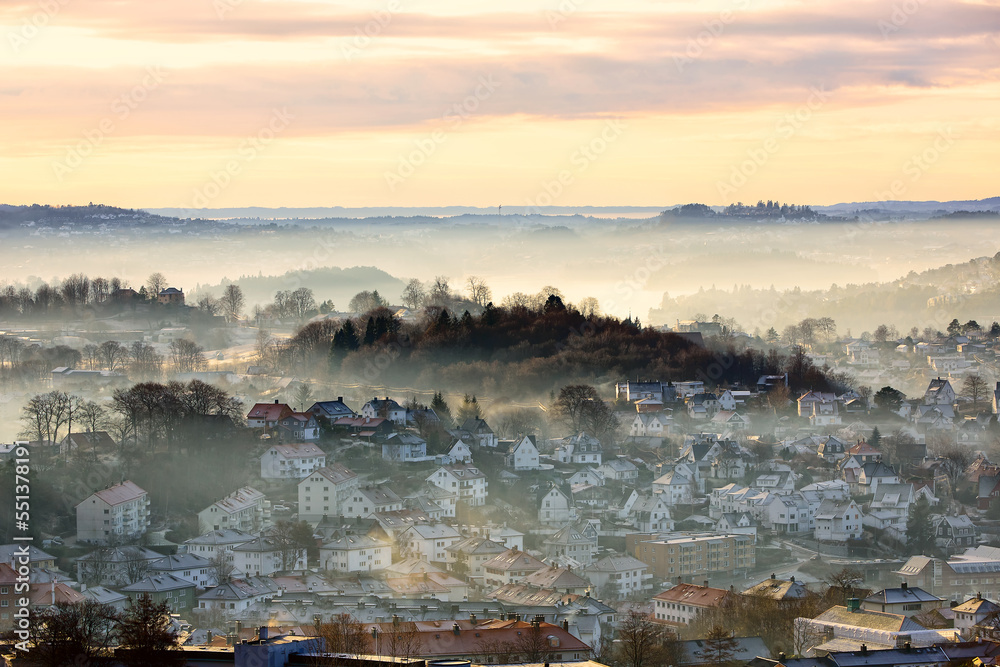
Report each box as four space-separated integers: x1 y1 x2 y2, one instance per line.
1 0 998 209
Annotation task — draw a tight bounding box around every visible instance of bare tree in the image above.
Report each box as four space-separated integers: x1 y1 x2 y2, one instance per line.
963 374 989 411
577 296 601 317
316 614 373 658
383 620 423 661
617 610 665 667
169 339 205 373
98 340 128 372
146 272 167 297
219 284 245 323
466 276 492 308
401 279 426 311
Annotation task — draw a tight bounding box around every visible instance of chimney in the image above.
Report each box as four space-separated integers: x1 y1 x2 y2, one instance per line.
274 399 279 404
207 630 213 643
704 580 709 588
860 644 868 656
562 619 570 631
338 397 343 403
470 613 477 625
901 582 908 591
847 598 861 613
771 573 776 580
259 626 268 642
790 576 795 583
452 623 461 635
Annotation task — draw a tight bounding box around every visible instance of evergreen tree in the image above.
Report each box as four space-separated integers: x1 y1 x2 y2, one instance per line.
696 626 740 666
431 392 453 427
364 316 376 346
906 495 934 555
869 426 881 450
116 595 185 666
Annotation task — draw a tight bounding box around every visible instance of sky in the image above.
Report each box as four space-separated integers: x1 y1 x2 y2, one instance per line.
1 0 998 209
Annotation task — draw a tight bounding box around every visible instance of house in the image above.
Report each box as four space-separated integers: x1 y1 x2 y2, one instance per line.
246 400 294 430
342 485 404 518
539 485 575 525
715 512 757 536
298 463 360 522
76 545 166 587
260 442 326 480
444 536 508 582
814 499 863 543
817 436 850 462
711 410 751 430
149 553 217 589
954 595 1000 638
899 546 1000 601
198 486 269 534
793 604 954 654
569 468 605 487
653 583 733 626
798 391 840 418
584 555 652 597
275 412 320 442
121 573 196 613
75 480 150 545
862 584 944 617
157 287 185 305
687 393 720 419
855 462 901 495
382 432 429 462
553 432 604 464
542 523 597 566
483 525 525 551
398 523 462 563
616 381 672 402
933 515 978 555
599 458 639 482
231 536 306 576
332 416 395 439
653 465 698 506
361 397 407 424
925 378 957 406
308 397 356 423
59 431 116 458
482 548 547 589
425 464 488 506
742 575 809 602
320 534 392 573
630 494 674 533
447 439 474 463
456 417 498 448
865 483 915 540
505 435 541 471
196 577 279 616
183 529 255 563
629 413 671 438
80 586 129 612
406 407 441 429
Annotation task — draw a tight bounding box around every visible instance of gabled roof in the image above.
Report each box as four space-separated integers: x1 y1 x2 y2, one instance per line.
654 583 731 608
270 442 325 459
482 548 546 573
308 463 358 485
246 402 293 421
79 480 146 507
864 586 942 605
524 565 590 590
122 572 196 593
813 605 925 632
586 555 648 573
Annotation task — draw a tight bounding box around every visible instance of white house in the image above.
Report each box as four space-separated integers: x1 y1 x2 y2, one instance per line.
381 432 428 462
539 485 575 525
426 464 488 506
569 468 605 487
457 418 498 448
298 463 360 522
925 378 957 406
320 534 392 573
198 486 269 534
361 397 407 424
183 529 255 564
630 494 674 533
814 499 863 543
653 464 698 506
341 485 403 518
447 439 474 463
260 442 326 480
629 413 671 438
505 435 541 471
75 481 150 545
230 536 306 576
398 523 462 563
196 577 279 617
598 458 639 482
149 553 217 589
584 555 652 597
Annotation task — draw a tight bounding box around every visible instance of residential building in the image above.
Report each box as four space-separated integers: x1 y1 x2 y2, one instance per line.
381 432 428 462
599 457 639 482
260 442 326 480
342 485 403 518
444 536 508 582
308 397 356 422
246 401 294 430
426 464 488 506
539 485 575 525
75 480 150 545
505 435 541 471
629 532 756 579
653 583 733 626
361 397 407 424
230 536 306 577
482 549 547 589
275 412 320 442
149 553 217 589
298 463 360 522
121 573 196 613
320 534 391 573
197 486 269 534
183 529 255 563
862 584 943 616
398 523 462 563
814 499 863 543
584 555 652 597
455 417 498 448
542 524 597 566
